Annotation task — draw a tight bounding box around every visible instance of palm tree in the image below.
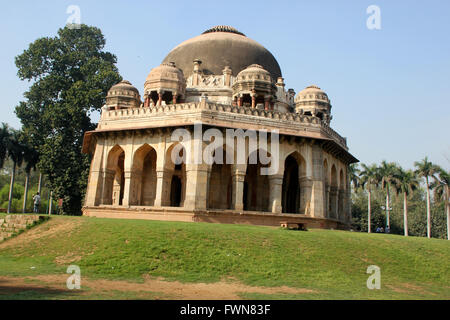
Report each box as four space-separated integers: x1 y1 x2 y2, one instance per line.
0 123 10 169
348 163 360 191
393 168 419 236
414 157 440 238
431 168 449 240
379 161 398 229
5 129 25 213
22 144 39 213
359 163 380 233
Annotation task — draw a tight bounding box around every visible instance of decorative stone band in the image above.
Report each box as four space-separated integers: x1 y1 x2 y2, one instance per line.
97 101 348 151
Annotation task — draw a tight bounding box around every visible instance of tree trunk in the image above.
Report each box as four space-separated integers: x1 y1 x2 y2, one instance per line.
368 190 372 233
38 173 42 195
22 172 30 213
403 192 408 237
446 184 449 241
386 184 390 228
426 177 431 239
7 162 16 214
49 191 53 215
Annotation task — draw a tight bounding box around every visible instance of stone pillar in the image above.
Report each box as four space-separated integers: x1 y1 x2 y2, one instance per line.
299 177 313 215
172 92 178 105
101 169 115 205
269 174 283 213
153 170 164 207
264 97 271 111
184 164 208 210
157 90 163 106
251 91 256 108
325 185 330 218
232 171 246 211
121 170 132 207
84 141 105 207
329 186 338 219
238 95 243 107
310 143 325 218
223 66 232 87
338 190 346 222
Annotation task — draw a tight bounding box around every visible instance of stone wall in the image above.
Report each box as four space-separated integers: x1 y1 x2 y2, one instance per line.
0 215 49 242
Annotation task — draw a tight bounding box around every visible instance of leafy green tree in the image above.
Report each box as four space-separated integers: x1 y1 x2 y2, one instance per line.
359 163 380 233
392 168 419 236
414 157 440 238
15 24 121 215
431 167 449 240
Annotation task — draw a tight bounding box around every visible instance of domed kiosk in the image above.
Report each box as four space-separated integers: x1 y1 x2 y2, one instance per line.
82 26 358 230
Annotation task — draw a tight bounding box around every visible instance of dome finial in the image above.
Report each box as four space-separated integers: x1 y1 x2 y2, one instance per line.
202 25 246 37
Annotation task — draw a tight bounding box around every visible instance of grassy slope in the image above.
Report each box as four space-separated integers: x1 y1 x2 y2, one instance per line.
0 216 449 299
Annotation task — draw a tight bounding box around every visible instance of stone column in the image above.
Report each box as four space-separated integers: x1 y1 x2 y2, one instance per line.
329 186 338 219
269 174 283 213
251 93 256 108
231 171 246 211
153 170 164 207
157 90 163 106
101 169 115 205
299 177 313 215
264 96 271 111
338 190 346 222
223 66 232 87
238 95 243 107
84 141 105 207
184 164 208 210
172 92 178 105
121 170 132 207
325 185 330 218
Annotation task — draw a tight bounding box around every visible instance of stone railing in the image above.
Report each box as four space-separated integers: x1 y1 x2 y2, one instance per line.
100 102 348 149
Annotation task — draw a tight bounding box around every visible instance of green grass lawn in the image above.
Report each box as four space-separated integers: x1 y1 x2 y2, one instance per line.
0 215 449 299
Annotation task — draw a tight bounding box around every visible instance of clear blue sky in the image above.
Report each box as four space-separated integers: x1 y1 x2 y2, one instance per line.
0 0 449 171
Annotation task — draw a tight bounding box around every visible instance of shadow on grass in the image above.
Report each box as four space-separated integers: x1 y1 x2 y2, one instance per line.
0 279 80 300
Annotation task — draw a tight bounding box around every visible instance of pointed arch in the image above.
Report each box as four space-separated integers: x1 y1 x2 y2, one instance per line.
130 144 157 206
164 143 186 207
243 149 271 212
104 145 125 205
207 145 233 210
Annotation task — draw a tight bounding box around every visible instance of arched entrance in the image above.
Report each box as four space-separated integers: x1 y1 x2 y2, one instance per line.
208 148 232 210
104 145 125 206
131 144 157 206
244 151 270 212
164 144 186 207
282 155 300 213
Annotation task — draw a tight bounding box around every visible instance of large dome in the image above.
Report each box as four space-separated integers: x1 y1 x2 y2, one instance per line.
162 26 282 79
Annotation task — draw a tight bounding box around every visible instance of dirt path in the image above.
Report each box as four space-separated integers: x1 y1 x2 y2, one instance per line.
0 274 316 299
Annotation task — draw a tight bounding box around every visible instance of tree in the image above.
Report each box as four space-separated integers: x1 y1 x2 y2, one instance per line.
379 161 398 229
4 129 25 213
431 168 449 240
21 143 39 213
393 168 419 236
414 157 440 238
359 163 380 233
15 25 121 215
0 123 10 169
348 163 360 191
